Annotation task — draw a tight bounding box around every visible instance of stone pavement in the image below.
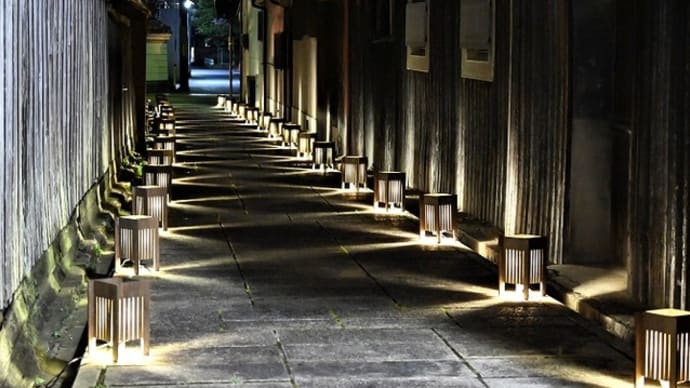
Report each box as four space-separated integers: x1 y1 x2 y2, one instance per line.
74 95 634 388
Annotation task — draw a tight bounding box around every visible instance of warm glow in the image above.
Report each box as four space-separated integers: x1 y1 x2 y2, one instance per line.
114 266 158 278
341 186 372 193
155 271 236 289
214 95 226 108
83 345 151 367
418 234 460 246
116 215 160 275
166 224 220 233
636 308 690 387
497 286 546 302
372 205 406 215
162 257 231 271
550 264 626 298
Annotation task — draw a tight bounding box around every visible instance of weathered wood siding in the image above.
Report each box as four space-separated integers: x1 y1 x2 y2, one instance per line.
346 0 568 261
459 0 509 227
503 1 569 263
348 0 405 171
401 0 462 194
0 0 136 309
630 0 690 308
281 0 690 303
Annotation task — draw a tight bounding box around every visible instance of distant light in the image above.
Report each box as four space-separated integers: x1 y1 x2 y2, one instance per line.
183 0 193 9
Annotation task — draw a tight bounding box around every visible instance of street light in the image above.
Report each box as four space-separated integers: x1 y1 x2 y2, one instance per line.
178 0 191 91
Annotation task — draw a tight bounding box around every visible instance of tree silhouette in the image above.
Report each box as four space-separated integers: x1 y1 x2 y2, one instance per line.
191 0 230 48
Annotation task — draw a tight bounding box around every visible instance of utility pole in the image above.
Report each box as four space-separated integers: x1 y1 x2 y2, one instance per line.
178 0 190 91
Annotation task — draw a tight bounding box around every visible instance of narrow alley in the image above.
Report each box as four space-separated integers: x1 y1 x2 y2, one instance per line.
75 96 633 387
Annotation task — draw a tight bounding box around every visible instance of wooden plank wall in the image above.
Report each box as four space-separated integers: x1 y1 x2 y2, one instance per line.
347 0 405 172
401 0 462 194
348 1 378 163
458 0 509 227
0 0 3 313
285 0 690 305
0 0 114 309
503 0 569 262
346 0 568 262
630 0 690 308
291 0 689 302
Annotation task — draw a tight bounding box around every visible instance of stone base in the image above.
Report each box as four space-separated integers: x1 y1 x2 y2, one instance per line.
0 166 130 387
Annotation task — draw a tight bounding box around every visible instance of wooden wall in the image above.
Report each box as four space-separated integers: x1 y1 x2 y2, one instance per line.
348 0 405 171
0 0 140 310
401 0 462 194
267 0 690 305
629 0 690 308
503 1 569 262
264 1 285 115
457 0 508 227
346 0 569 262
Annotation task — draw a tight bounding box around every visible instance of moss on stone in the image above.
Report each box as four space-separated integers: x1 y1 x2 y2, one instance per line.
0 166 130 387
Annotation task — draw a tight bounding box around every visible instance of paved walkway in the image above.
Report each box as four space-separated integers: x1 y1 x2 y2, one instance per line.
75 95 634 388
188 67 237 95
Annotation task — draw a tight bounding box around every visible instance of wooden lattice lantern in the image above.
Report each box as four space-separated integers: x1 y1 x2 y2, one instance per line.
636 309 690 388
156 118 175 135
282 123 301 149
419 193 457 243
152 135 175 163
147 149 174 166
268 118 284 139
374 171 406 211
143 165 173 193
215 94 227 108
498 235 547 300
298 132 317 159
341 156 368 191
159 105 174 120
313 141 336 171
133 185 168 230
115 215 160 275
88 277 150 363
260 112 273 131
246 106 259 123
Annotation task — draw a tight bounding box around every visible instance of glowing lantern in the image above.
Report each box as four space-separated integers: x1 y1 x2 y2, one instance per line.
133 185 168 230
419 193 457 243
88 277 150 363
115 215 160 275
341 156 367 191
498 234 547 300
636 309 690 388
374 171 405 211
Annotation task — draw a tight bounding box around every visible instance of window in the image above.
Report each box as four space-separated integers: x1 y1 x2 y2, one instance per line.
460 0 494 81
405 0 429 72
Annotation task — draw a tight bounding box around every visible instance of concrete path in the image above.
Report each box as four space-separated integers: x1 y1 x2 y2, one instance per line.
188 67 237 95
75 95 634 388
